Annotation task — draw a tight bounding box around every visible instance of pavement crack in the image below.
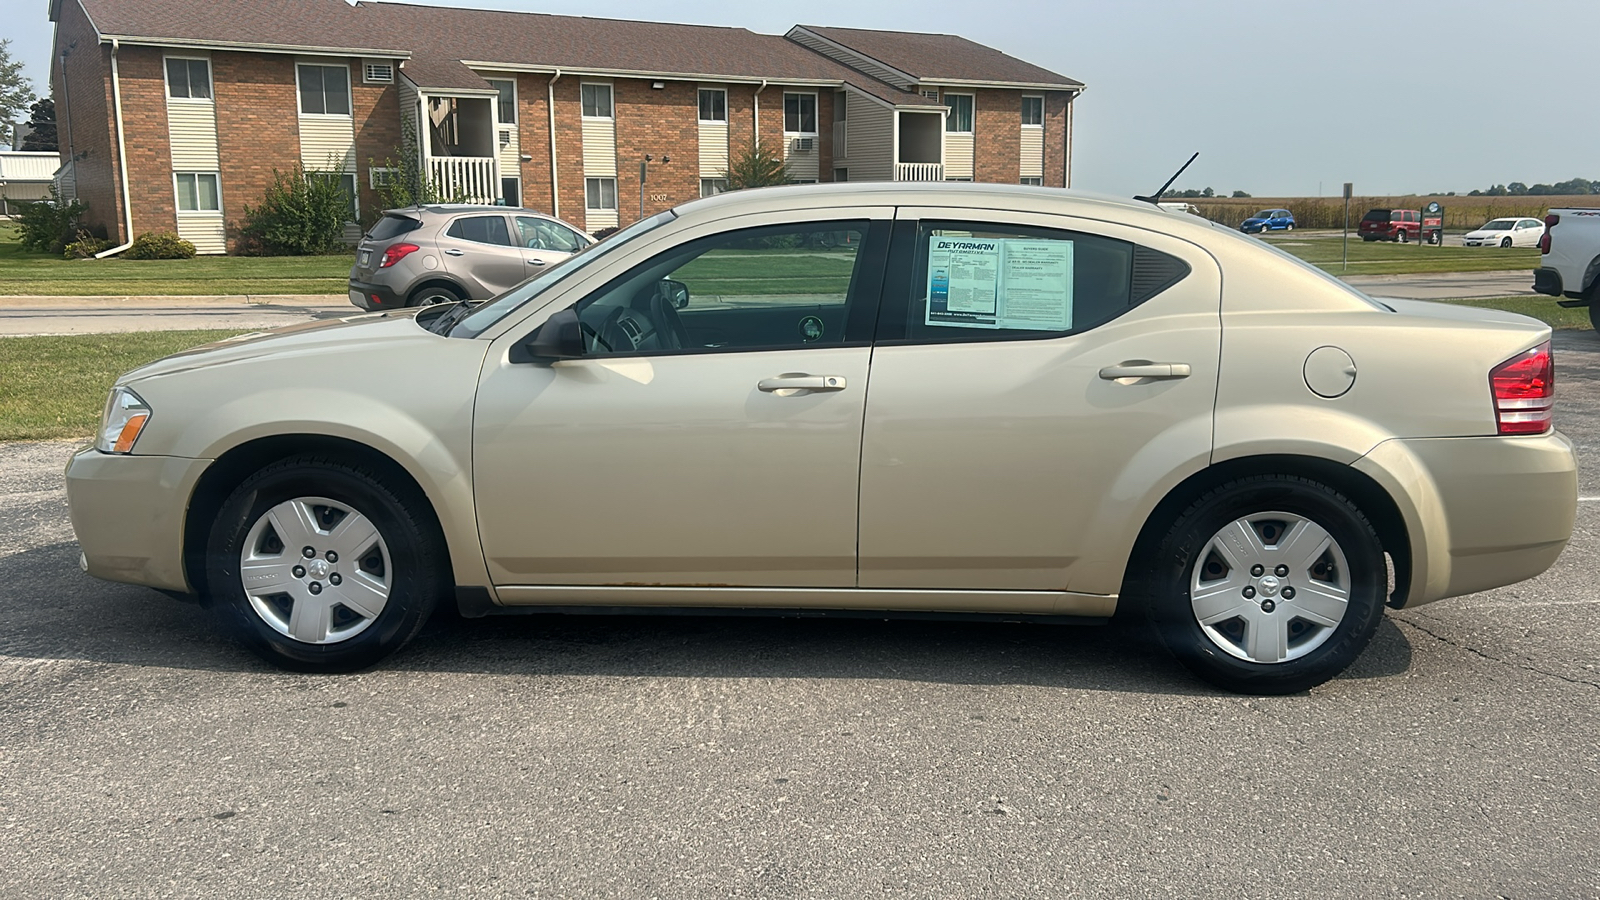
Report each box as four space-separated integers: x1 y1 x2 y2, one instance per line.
1392 614 1600 690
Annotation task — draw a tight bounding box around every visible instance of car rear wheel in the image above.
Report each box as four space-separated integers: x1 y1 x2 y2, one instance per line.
205 455 446 671
1396 230 1408 243
1285 223 1294 231
408 284 464 307
1142 475 1387 694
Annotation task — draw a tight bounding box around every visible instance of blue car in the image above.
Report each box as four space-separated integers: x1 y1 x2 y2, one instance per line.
1240 209 1296 234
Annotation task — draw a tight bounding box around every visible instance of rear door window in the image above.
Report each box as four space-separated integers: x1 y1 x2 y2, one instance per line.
875 219 1190 344
446 215 513 246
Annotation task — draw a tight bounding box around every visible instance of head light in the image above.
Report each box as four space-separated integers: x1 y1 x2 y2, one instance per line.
96 386 152 454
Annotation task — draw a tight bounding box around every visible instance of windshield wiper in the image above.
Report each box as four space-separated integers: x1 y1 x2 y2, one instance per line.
429 300 481 336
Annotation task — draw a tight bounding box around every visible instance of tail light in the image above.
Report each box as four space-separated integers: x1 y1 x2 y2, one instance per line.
1539 213 1557 254
1490 341 1553 435
379 243 420 268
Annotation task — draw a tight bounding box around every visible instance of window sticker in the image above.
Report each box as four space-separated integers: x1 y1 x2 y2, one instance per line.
924 236 1073 331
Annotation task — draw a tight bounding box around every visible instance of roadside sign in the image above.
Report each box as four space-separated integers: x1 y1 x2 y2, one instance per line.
1423 201 1444 246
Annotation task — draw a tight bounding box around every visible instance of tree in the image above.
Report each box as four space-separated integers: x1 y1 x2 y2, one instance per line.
0 39 35 148
1507 182 1528 196
1201 186 1215 198
721 141 788 190
1231 190 1252 198
19 97 56 152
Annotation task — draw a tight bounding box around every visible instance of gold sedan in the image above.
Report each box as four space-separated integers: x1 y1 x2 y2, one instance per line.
65 183 1578 693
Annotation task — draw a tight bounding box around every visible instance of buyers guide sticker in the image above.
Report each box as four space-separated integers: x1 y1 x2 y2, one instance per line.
924 236 1073 331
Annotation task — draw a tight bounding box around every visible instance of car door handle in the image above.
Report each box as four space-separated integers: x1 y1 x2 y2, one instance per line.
1098 362 1192 381
527 258 546 265
757 374 848 394
443 248 464 257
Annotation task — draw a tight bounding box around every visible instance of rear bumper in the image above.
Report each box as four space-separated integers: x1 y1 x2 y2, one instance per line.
65 447 211 594
348 279 404 311
1354 432 1577 608
1532 267 1565 298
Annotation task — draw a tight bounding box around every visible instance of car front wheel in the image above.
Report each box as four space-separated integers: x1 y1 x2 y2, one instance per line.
1143 475 1387 694
205 455 447 671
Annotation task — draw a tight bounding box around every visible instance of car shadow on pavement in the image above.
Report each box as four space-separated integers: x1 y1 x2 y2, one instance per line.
4 540 1413 695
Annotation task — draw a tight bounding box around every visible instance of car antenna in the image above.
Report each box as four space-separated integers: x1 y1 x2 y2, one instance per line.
1134 152 1200 206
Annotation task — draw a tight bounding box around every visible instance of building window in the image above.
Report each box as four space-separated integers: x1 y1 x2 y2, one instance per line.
501 177 521 207
309 172 357 221
833 167 848 183
297 64 351 116
1020 177 1043 186
945 94 973 133
581 83 613 119
488 79 517 125
165 58 212 100
369 167 398 189
1022 96 1044 126
784 93 817 134
698 88 727 123
700 178 729 198
174 172 221 212
586 177 618 211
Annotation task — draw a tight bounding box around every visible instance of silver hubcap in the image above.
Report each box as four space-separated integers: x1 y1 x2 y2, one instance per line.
239 496 392 645
1189 511 1351 664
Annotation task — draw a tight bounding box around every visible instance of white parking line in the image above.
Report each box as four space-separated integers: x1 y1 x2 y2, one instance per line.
1582 497 1600 503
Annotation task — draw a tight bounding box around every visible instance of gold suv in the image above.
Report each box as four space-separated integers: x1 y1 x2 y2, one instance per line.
65 184 1578 693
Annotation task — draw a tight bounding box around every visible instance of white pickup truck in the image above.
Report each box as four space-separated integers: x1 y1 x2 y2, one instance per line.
1533 207 1600 329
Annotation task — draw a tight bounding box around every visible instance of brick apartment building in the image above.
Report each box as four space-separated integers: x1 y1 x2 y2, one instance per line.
47 0 1083 252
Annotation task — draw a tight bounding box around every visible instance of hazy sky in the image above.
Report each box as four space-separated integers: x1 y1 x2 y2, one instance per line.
6 0 1597 196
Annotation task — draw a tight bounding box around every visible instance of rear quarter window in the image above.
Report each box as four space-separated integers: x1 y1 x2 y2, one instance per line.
367 214 421 241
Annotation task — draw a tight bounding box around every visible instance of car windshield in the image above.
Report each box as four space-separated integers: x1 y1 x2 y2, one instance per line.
446 210 677 338
1481 220 1514 230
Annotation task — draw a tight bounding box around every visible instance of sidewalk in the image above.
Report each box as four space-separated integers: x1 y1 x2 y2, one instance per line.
0 294 352 336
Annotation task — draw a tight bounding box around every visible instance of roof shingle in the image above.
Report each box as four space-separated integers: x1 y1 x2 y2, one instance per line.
798 25 1082 88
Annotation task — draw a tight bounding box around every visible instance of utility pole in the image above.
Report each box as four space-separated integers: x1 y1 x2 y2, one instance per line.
1342 182 1352 272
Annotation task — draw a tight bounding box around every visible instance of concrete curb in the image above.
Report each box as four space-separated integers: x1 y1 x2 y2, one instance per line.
0 294 346 309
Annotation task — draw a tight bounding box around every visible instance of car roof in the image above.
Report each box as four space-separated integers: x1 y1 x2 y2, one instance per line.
381 204 561 218
671 182 1200 233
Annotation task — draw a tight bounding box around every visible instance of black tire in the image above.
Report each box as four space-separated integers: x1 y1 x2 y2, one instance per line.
1500 237 1512 249
408 283 464 307
1361 236 1375 243
1588 280 1600 332
1396 230 1408 244
1285 223 1294 232
1140 475 1387 694
204 454 447 671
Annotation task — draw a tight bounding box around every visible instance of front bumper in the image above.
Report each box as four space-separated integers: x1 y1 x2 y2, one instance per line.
65 447 212 593
1354 432 1577 607
1532 267 1565 298
348 279 404 311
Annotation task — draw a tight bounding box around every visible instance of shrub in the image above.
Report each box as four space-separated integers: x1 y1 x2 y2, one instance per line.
126 231 197 260
62 228 110 259
591 226 620 240
15 187 88 255
238 163 351 255
721 142 789 191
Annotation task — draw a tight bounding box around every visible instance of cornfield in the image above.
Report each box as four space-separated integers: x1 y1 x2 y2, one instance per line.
1189 195 1599 230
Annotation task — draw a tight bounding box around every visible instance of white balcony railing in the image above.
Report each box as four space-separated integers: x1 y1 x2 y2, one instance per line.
429 157 498 204
895 162 943 182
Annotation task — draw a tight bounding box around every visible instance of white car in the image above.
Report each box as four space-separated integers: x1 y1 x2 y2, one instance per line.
1462 217 1545 248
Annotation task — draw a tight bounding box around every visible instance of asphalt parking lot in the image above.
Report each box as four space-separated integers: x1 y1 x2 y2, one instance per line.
2 334 1597 899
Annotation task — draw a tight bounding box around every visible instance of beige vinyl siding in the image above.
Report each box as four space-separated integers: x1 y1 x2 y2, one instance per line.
699 122 729 178
783 135 820 181
498 127 520 189
167 102 220 170
299 116 356 173
398 76 421 142
582 120 617 176
179 218 228 255
838 92 891 181
945 133 974 180
1020 126 1044 178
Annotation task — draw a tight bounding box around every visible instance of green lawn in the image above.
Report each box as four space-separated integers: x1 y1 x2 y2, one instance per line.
1262 233 1541 275
0 223 351 296
0 330 245 441
675 247 858 297
1437 296 1592 330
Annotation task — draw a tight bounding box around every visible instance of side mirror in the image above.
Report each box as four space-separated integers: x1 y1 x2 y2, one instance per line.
510 307 583 364
661 278 689 309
